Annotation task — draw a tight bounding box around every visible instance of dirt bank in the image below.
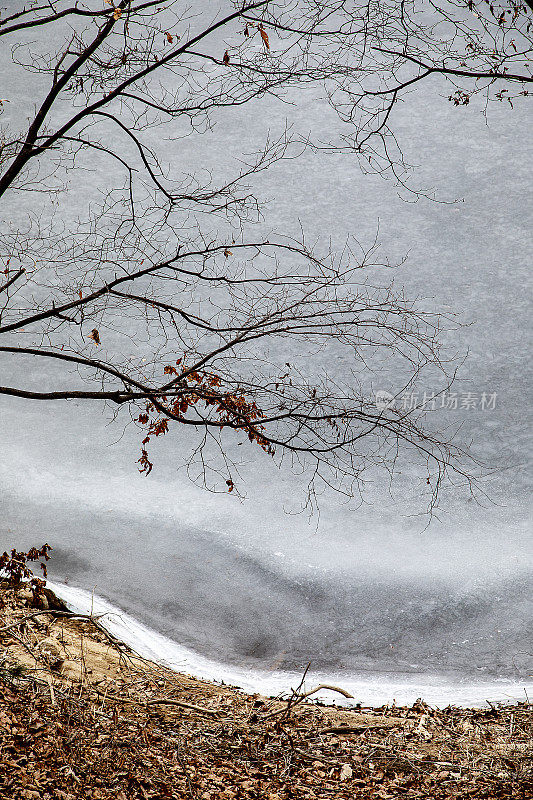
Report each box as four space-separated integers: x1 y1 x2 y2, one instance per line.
0 582 531 799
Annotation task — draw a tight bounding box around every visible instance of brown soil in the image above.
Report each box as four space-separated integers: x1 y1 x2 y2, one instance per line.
0 582 531 799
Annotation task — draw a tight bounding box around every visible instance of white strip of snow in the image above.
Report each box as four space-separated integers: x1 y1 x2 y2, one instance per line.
48 581 532 709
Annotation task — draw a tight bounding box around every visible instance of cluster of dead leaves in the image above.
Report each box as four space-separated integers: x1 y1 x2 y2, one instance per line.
223 21 270 65
137 361 274 478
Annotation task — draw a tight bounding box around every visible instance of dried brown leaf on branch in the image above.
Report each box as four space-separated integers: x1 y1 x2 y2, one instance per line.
259 23 270 49
0 544 52 603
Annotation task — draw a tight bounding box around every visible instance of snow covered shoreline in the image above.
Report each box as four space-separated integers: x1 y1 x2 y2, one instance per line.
47 581 532 710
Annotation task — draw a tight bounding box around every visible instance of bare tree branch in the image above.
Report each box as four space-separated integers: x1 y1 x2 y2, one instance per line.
0 0 513 508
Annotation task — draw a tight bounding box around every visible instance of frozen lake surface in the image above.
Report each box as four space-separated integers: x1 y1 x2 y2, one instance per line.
48 582 533 709
0 2 532 704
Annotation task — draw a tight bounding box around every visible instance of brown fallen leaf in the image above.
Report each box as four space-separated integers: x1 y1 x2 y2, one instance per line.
339 763 353 781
